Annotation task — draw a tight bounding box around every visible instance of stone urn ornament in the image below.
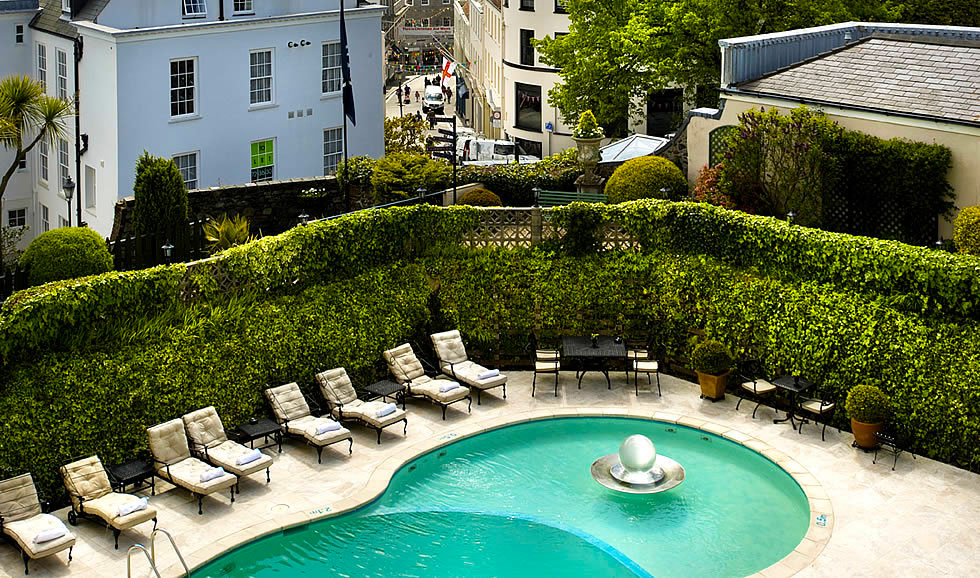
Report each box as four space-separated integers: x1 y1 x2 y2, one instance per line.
573 110 605 194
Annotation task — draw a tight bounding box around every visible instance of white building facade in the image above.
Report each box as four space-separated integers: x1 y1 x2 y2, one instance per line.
2 0 385 242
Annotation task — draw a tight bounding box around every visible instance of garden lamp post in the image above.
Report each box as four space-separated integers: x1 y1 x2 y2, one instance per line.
298 213 310 226
936 238 945 251
417 187 426 203
786 211 796 226
62 177 75 227
532 187 541 207
161 241 174 265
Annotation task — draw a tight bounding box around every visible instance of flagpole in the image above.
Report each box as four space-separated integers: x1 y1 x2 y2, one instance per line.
340 0 350 211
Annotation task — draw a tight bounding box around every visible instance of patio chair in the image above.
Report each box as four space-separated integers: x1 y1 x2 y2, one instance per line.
146 419 238 515
430 329 508 404
625 335 661 397
316 368 409 444
265 382 354 463
181 406 274 491
0 473 75 575
797 393 839 442
60 455 158 549
527 334 560 397
734 360 778 419
384 343 472 420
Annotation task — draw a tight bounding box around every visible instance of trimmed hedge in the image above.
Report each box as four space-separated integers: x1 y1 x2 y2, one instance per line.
604 156 687 204
19 227 114 286
458 148 579 206
0 265 431 501
954 206 980 256
424 248 980 471
613 200 980 319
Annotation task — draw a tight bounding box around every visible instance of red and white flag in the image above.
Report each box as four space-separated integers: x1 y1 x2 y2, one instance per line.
440 58 456 87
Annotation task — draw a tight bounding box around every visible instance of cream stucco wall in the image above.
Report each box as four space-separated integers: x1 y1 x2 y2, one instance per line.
688 95 980 238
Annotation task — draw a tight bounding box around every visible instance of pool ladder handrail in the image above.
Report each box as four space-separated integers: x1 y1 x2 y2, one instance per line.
127 527 189 578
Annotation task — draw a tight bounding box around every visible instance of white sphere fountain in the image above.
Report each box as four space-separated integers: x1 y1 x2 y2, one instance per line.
591 434 685 494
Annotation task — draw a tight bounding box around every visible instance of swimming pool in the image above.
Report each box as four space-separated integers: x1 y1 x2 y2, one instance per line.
195 417 811 577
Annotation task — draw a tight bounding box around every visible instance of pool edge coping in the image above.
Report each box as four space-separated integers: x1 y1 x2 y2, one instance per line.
164 408 833 578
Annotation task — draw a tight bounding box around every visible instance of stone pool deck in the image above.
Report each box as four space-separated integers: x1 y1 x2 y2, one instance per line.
2 371 977 577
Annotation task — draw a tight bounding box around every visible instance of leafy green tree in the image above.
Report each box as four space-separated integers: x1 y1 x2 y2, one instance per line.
132 151 189 237
370 153 450 204
0 75 74 201
384 115 429 155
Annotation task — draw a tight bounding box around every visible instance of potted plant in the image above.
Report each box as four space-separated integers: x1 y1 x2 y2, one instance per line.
573 110 604 185
691 340 733 401
845 384 891 449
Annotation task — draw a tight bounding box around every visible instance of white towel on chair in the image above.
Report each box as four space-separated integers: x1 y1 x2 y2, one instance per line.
200 466 226 483
376 403 397 418
478 369 499 380
236 449 263 466
440 381 461 392
315 420 342 434
33 525 67 544
117 496 149 518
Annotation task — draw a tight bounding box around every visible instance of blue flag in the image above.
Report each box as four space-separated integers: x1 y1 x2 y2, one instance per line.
340 2 356 126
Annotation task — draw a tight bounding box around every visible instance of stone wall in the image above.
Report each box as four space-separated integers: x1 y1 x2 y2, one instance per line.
110 176 345 241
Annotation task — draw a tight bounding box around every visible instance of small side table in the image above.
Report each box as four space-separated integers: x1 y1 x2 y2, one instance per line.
234 418 283 453
108 460 155 496
363 379 407 408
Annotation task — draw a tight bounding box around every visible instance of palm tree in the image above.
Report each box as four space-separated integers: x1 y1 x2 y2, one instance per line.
0 75 74 201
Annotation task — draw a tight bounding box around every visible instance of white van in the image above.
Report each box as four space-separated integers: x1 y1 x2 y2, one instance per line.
457 137 538 164
422 85 445 114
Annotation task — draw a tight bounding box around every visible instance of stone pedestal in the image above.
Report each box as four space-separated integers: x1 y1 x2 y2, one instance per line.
575 174 606 195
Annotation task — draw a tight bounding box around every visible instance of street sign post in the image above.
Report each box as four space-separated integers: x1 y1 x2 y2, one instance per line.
426 115 458 203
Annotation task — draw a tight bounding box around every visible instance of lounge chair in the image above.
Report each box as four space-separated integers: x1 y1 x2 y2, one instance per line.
146 419 238 515
430 330 507 404
182 406 274 492
0 473 75 575
60 455 158 549
384 343 472 419
316 368 408 444
265 382 354 463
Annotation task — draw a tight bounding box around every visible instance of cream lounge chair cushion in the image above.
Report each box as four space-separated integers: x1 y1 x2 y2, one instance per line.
536 349 560 360
147 419 193 466
161 458 237 495
0 474 75 560
3 514 76 559
204 440 274 478
80 493 157 531
441 359 507 389
535 360 560 372
741 379 776 394
409 375 471 403
60 455 157 530
285 416 353 445
329 399 407 428
384 343 426 383
801 400 836 414
316 368 360 406
430 330 469 365
182 407 273 477
265 382 313 423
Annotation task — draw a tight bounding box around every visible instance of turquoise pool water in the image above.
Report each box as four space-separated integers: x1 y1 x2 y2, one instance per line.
196 418 811 577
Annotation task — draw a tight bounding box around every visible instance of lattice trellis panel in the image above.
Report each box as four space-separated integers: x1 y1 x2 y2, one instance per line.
601 220 639 251
179 258 250 302
709 125 738 166
464 209 534 248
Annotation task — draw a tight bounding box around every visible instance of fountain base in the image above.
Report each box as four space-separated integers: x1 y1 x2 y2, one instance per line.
591 454 685 494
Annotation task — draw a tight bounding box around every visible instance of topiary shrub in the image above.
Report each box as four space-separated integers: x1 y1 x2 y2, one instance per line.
132 151 189 237
458 188 502 207
19 227 113 286
953 206 980 256
370 152 450 204
573 110 604 139
845 384 891 424
605 156 687 204
690 339 733 376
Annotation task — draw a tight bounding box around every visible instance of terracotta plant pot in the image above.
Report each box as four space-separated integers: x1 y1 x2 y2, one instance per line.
851 418 883 449
696 370 730 401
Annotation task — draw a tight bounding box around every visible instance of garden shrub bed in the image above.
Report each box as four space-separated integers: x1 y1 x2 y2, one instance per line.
3 201 980 500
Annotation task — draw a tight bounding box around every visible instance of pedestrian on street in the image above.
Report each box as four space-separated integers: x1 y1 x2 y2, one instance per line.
427 110 436 128
415 90 420 103
446 87 453 104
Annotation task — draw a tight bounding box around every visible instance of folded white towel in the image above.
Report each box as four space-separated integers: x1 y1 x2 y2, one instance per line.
33 526 66 544
117 496 149 518
315 420 342 435
376 403 397 418
200 466 226 483
439 381 461 392
477 369 499 380
236 449 263 466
